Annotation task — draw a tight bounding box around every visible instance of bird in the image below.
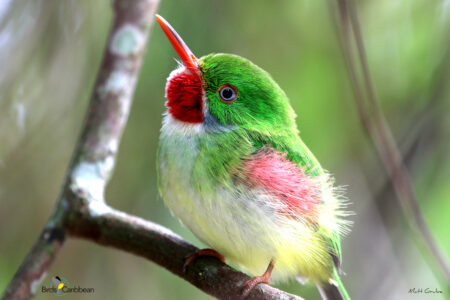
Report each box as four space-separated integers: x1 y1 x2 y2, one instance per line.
155 15 351 300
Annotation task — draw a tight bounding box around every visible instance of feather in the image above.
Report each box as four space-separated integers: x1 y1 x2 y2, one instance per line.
240 147 321 219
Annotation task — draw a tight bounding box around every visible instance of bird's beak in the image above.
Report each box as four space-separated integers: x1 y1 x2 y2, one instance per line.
156 15 200 74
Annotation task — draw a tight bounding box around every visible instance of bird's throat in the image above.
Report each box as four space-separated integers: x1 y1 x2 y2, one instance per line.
165 70 203 123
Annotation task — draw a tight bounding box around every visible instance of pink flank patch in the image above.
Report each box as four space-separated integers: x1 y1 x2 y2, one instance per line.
242 149 320 219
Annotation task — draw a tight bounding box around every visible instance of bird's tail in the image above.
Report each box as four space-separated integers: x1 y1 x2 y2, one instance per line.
316 268 350 300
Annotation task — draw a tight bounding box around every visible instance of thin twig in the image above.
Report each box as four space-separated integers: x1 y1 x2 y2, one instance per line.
2 1 303 299
333 0 450 286
365 43 450 295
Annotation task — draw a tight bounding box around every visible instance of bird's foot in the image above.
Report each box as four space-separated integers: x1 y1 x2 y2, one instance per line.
242 260 274 298
183 248 225 272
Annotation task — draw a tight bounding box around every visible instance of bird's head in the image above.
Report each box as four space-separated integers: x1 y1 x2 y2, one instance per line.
156 15 296 134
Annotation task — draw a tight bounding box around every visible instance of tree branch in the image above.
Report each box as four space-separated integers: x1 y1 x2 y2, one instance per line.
3 1 302 299
3 0 159 298
333 0 450 287
64 202 302 300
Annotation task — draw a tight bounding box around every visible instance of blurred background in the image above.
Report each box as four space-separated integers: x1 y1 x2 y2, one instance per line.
0 0 449 299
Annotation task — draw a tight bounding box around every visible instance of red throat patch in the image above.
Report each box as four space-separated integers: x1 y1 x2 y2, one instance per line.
165 71 203 123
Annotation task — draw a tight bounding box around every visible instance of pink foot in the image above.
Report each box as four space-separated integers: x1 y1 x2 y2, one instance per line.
242 260 274 298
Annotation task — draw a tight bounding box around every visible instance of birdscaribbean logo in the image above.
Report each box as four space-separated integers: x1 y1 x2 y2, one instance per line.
51 276 69 296
41 276 95 296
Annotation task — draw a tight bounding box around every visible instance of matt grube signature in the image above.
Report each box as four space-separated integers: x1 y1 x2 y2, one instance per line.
408 287 443 295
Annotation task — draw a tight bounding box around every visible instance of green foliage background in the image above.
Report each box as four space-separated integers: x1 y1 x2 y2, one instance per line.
0 1 449 299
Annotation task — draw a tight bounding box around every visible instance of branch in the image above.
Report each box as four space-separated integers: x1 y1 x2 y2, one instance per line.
3 0 159 298
364 44 450 295
3 1 303 299
64 202 302 300
333 0 450 286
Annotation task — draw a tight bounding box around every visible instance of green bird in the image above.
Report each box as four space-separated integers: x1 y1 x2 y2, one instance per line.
156 15 351 299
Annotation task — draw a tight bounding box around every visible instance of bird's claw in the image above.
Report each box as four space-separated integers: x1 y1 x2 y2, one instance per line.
242 275 270 298
241 259 274 298
183 248 225 273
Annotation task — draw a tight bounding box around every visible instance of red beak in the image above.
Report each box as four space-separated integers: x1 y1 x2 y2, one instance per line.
156 15 199 73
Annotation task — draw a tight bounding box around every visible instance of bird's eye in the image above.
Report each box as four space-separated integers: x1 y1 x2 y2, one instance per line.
218 84 238 103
